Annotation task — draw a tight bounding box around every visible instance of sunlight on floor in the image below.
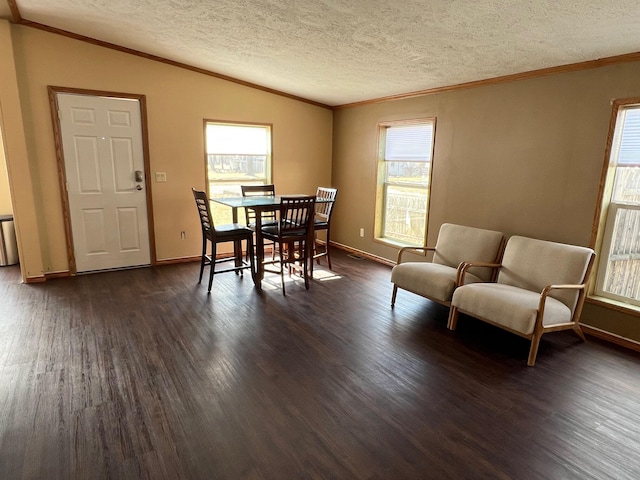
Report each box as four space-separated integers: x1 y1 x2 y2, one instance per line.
311 270 342 281
259 268 342 290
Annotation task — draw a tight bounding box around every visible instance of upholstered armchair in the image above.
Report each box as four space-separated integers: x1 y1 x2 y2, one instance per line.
391 223 505 308
448 236 595 366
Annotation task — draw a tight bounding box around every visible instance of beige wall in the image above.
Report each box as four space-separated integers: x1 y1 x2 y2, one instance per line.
5 23 332 274
0 126 12 215
332 62 640 342
0 20 44 279
4 20 640 343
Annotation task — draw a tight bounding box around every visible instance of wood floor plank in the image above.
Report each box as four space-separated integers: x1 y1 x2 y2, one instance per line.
0 251 639 479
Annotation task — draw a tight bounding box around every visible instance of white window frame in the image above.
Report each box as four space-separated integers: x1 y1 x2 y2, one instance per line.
374 118 436 247
593 101 640 307
204 120 272 225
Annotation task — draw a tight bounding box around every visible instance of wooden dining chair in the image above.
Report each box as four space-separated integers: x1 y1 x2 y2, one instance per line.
261 196 316 295
312 187 338 272
240 184 276 228
241 184 277 259
192 188 256 292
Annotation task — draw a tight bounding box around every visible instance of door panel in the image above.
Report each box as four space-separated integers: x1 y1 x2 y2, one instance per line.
75 136 101 192
112 138 135 191
58 93 150 272
116 208 142 251
82 209 107 254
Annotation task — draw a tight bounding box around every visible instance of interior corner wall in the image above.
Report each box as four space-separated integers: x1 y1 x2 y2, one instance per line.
331 61 640 343
0 20 44 280
7 24 332 274
0 124 12 214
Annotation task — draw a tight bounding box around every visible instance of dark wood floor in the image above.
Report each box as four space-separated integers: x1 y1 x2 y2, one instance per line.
1 250 640 479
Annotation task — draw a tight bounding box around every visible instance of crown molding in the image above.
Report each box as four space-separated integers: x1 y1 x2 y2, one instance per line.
334 51 640 109
11 10 332 110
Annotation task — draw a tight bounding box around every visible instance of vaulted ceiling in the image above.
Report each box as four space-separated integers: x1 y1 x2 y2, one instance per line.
5 1 640 106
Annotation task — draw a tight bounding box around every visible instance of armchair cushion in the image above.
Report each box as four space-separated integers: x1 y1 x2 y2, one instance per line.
496 236 594 311
449 235 595 365
391 263 484 304
433 223 506 282
390 223 505 307
451 283 572 335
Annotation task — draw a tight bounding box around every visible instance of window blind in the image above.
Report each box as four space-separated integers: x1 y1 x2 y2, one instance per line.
384 124 433 162
206 124 269 155
618 108 640 165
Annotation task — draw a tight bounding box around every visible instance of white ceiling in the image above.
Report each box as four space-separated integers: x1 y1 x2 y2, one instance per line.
10 0 640 106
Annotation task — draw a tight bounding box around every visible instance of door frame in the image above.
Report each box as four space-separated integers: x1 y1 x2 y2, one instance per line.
48 86 156 274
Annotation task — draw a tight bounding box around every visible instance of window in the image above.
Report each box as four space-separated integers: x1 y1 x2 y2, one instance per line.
204 121 272 224
375 119 435 246
594 101 640 307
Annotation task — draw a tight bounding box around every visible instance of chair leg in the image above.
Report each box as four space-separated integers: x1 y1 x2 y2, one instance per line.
303 239 310 290
310 235 315 277
528 333 543 366
391 284 398 307
247 236 258 289
573 324 587 342
279 241 286 296
234 239 243 276
287 241 295 278
198 235 206 283
314 233 321 265
325 226 332 270
207 242 217 293
447 307 459 330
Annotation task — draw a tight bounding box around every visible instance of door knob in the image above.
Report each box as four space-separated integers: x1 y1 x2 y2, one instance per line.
135 170 144 182
136 185 143 191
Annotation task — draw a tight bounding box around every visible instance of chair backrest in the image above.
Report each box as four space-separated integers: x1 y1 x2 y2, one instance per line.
315 187 338 223
279 196 316 236
192 188 214 235
241 184 275 197
241 184 276 225
497 236 595 311
432 223 505 282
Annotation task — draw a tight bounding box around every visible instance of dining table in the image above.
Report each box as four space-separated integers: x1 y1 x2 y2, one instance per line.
212 194 327 285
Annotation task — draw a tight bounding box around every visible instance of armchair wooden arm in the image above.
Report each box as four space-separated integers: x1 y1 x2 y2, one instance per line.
526 282 588 366
449 236 594 366
456 260 502 286
396 246 436 264
390 223 505 310
535 283 587 328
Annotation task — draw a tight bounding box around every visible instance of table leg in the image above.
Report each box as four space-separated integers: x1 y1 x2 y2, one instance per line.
309 217 315 277
254 208 265 282
230 206 243 268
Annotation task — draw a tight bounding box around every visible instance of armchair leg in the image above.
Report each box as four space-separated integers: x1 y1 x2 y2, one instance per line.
447 307 459 330
573 325 586 342
527 333 542 366
391 285 398 307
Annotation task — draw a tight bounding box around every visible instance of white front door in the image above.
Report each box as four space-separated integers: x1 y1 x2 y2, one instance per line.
57 93 151 272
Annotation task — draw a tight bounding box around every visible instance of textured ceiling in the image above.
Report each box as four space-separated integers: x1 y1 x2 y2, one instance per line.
12 0 640 106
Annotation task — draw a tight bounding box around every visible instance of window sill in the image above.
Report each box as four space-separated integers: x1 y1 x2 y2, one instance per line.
586 295 640 318
373 237 422 249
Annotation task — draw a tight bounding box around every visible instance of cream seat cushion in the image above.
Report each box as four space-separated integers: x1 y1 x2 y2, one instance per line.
391 263 484 304
452 280 573 335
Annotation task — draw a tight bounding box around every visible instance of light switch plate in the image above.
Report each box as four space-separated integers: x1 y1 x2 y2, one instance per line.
155 172 167 183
